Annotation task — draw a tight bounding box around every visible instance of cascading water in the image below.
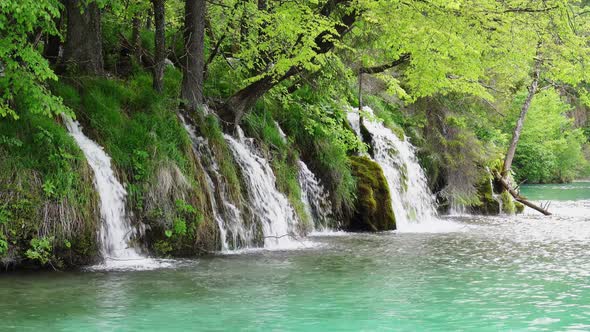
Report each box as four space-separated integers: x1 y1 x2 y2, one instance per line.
347 107 459 232
63 116 167 269
180 115 252 251
274 121 334 230
225 127 302 249
297 161 333 231
448 200 469 216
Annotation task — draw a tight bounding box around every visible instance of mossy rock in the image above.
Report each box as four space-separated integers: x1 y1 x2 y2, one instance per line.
500 190 516 214
471 174 500 215
343 156 396 232
515 201 525 214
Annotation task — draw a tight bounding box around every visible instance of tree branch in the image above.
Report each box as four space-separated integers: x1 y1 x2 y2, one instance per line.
503 6 559 13
493 170 551 215
360 54 411 74
203 35 226 78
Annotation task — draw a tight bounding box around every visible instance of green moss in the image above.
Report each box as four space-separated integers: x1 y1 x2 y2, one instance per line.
500 190 516 214
344 156 396 232
471 174 500 215
515 201 525 214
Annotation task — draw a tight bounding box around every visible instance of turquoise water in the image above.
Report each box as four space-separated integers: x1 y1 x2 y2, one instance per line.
520 181 590 201
2 184 590 331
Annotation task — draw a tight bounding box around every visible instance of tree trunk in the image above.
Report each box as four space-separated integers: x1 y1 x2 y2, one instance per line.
43 7 64 66
498 52 550 216
152 0 166 93
494 171 551 215
44 34 62 66
219 69 296 126
502 56 541 178
62 0 104 75
181 0 206 112
131 15 142 63
358 70 363 111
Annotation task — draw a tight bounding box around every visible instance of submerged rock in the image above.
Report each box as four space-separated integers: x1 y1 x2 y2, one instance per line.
343 156 396 232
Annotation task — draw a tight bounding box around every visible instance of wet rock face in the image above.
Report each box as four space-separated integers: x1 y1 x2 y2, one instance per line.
342 156 396 232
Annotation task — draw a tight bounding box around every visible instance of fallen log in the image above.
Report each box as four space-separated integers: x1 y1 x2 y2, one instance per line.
493 170 552 216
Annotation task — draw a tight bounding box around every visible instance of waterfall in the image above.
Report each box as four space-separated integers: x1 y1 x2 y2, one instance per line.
490 177 503 215
448 201 468 216
180 115 252 251
63 116 168 269
274 121 333 230
297 160 333 231
275 121 288 143
347 107 458 232
225 127 302 249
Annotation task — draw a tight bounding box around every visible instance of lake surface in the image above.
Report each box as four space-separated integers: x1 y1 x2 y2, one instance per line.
2 182 590 331
520 181 590 201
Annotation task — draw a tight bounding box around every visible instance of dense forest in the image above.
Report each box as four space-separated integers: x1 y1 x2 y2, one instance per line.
2 0 590 269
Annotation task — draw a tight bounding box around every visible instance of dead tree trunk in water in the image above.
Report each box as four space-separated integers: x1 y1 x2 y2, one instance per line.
493 171 552 215
181 0 206 112
502 56 542 178
152 0 166 93
498 51 551 216
62 0 104 75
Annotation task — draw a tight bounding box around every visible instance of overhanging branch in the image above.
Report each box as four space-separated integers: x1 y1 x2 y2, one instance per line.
360 54 411 74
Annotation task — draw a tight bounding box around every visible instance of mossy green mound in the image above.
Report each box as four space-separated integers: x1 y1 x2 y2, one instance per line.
343 156 396 232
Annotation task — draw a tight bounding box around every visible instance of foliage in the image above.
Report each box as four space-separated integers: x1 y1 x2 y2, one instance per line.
270 83 360 215
25 236 54 265
0 0 68 119
0 108 100 267
3 0 590 267
54 68 218 257
511 90 589 183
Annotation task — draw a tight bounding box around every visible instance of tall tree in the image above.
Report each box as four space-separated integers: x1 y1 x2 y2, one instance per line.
502 54 542 178
152 0 166 93
180 0 206 112
62 0 104 75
